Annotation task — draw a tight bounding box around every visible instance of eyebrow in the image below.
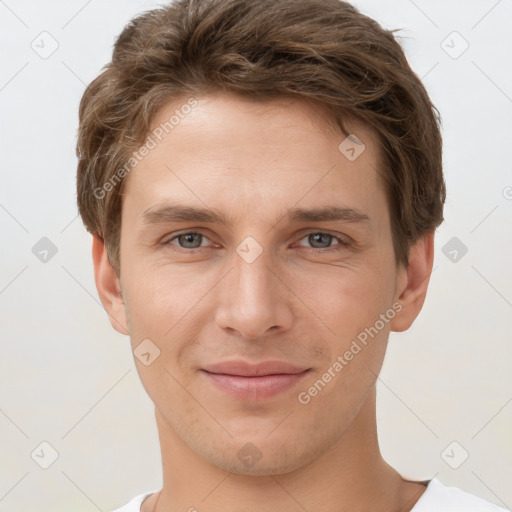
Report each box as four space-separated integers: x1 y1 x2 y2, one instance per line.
141 204 370 226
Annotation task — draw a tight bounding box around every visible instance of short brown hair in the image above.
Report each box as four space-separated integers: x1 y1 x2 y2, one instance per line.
76 0 445 277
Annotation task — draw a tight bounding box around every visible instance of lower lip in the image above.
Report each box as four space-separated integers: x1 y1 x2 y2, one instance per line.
201 370 310 400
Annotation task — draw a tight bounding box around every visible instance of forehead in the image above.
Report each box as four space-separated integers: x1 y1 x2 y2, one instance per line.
121 91 386 222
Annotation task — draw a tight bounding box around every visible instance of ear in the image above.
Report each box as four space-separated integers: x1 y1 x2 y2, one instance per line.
91 234 129 335
390 231 435 332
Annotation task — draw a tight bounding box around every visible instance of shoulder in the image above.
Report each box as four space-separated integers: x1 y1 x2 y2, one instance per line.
411 478 510 511
111 490 157 512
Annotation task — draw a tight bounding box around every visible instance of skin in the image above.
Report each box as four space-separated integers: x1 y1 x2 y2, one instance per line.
93 91 434 512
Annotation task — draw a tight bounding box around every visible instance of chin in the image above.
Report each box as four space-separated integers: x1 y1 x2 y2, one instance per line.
203 437 318 477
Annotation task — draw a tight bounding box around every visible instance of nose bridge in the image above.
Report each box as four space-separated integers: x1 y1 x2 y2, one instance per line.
215 238 293 338
234 246 273 301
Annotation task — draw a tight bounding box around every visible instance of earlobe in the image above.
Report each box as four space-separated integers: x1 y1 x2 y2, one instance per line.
390 231 435 333
91 234 129 335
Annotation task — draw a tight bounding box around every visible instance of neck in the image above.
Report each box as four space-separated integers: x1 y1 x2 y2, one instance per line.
146 387 426 512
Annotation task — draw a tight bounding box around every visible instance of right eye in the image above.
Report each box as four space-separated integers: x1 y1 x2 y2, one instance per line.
164 232 213 250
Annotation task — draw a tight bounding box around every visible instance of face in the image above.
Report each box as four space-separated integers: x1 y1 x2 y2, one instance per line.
108 91 415 475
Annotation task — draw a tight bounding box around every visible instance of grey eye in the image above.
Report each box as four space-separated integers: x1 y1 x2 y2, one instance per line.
176 233 204 248
308 233 333 248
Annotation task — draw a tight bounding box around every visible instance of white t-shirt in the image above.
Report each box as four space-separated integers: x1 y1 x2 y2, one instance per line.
112 478 509 511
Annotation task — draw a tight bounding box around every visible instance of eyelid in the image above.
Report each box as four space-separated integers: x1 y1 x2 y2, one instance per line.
296 230 352 249
162 229 351 252
162 230 214 248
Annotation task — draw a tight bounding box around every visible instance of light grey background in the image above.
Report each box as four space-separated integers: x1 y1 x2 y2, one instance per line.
1 0 511 511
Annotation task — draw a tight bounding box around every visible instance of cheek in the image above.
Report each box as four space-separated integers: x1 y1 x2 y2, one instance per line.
295 265 396 392
122 263 214 378
294 263 395 341
124 259 199 322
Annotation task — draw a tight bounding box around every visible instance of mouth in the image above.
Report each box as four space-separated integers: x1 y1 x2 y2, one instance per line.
200 360 311 400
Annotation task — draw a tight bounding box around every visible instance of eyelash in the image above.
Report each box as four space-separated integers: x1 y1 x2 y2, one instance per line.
162 230 351 253
299 232 352 253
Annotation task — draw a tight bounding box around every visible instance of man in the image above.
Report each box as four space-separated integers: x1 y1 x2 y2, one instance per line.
76 0 508 510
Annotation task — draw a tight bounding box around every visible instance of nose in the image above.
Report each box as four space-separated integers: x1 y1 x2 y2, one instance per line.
214 246 294 340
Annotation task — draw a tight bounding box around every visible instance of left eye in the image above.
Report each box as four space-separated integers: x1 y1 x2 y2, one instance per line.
297 232 346 250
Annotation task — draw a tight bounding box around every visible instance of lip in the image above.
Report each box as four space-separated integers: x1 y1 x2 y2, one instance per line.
202 360 309 377
200 360 311 400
